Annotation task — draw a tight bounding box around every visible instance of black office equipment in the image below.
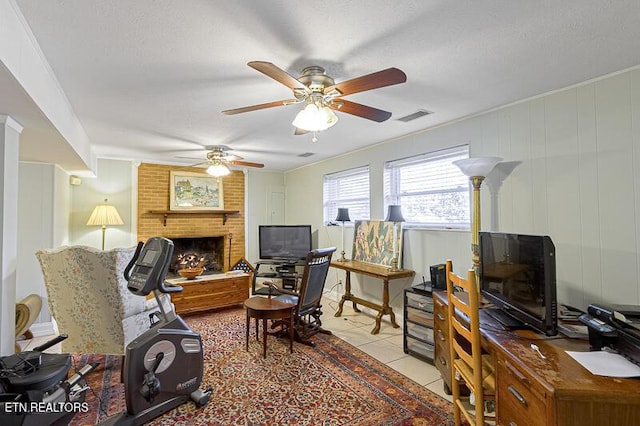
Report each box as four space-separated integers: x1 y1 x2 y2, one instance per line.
430 263 446 289
582 303 640 366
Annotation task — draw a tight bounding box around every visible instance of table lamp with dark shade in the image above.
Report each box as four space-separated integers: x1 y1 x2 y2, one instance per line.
335 208 351 262
385 205 405 271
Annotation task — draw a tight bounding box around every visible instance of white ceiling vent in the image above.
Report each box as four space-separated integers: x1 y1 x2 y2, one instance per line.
298 152 315 157
397 109 433 122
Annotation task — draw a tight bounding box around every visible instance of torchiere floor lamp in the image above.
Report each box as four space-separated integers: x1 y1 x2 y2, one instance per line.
452 157 502 277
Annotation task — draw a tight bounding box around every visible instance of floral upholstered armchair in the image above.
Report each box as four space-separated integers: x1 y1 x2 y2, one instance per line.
36 245 173 354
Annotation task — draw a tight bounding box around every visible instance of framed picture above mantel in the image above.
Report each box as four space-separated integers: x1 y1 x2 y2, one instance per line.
169 171 224 211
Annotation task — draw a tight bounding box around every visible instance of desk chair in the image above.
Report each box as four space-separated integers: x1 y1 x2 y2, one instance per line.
446 259 495 426
268 247 336 347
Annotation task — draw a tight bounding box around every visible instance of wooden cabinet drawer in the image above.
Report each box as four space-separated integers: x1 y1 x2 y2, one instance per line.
172 275 249 314
497 356 547 426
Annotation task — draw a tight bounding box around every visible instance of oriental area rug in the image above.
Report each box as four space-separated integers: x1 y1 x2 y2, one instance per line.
70 308 454 425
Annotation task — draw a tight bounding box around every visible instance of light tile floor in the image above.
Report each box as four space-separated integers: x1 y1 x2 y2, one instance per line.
319 296 452 402
17 296 452 403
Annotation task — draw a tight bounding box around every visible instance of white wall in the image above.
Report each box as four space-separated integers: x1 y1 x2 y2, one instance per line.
246 169 286 264
70 158 135 250
17 162 70 329
285 68 640 313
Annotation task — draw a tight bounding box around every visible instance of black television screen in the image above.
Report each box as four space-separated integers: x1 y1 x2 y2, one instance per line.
258 225 312 261
479 232 557 336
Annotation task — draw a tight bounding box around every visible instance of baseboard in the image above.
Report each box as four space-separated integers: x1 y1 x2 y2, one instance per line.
28 321 56 337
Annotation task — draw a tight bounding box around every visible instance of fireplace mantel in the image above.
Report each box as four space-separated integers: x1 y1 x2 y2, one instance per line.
149 209 240 226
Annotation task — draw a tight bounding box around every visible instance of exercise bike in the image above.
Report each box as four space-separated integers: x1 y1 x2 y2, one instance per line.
0 334 99 426
100 237 210 426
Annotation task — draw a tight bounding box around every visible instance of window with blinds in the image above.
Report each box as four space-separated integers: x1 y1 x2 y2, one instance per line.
384 145 470 229
323 166 370 224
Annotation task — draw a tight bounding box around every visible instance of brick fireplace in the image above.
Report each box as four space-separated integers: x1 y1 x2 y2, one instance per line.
137 163 246 271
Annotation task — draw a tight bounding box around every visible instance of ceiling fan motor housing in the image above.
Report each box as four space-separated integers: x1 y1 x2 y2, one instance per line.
298 66 335 92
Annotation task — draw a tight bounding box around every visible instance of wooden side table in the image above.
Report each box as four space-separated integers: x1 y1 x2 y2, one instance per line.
244 296 295 359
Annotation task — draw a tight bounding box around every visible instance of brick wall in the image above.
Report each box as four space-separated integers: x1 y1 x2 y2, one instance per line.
137 163 245 271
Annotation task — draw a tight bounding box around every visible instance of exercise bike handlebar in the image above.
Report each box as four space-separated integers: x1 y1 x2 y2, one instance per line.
124 241 145 283
158 281 183 293
33 333 68 353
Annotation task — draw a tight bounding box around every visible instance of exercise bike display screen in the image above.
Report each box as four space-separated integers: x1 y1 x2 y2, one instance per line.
126 238 175 296
141 249 159 265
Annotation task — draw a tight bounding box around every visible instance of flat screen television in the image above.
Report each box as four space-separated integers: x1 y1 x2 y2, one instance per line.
479 232 557 336
258 225 312 261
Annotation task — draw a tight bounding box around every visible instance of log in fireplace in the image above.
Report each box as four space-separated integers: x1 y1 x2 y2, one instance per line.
169 236 225 276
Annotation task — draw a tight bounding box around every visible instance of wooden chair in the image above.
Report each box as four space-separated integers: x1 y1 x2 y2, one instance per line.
268 247 336 347
446 259 495 426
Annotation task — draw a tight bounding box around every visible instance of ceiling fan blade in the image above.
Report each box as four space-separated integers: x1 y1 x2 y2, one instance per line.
294 127 309 135
325 67 407 96
229 160 264 168
222 99 297 115
248 61 311 93
330 99 392 122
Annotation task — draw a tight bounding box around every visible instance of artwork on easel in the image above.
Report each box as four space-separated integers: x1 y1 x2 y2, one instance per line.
352 220 402 267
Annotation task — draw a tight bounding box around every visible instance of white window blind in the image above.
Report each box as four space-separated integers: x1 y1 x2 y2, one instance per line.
323 166 370 224
384 145 470 229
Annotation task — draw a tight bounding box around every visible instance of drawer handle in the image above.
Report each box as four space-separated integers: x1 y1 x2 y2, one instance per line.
504 359 529 384
509 423 517 426
508 385 527 407
437 329 445 341
436 313 445 321
438 356 447 366
435 299 443 308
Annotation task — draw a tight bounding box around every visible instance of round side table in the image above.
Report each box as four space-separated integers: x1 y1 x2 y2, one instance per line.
244 296 295 358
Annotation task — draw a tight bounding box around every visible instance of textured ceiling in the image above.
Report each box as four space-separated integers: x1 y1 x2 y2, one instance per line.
4 0 640 173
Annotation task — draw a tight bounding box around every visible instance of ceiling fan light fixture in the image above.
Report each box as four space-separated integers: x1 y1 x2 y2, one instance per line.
292 103 338 132
206 162 231 177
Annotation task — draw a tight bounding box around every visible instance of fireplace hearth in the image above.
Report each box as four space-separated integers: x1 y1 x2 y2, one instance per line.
169 236 225 276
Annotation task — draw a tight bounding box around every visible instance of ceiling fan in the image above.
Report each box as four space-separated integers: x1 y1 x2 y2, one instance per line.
190 146 264 177
222 61 407 138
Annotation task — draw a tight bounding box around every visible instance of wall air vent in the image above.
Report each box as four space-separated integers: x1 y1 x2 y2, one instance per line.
298 152 315 157
397 109 433 122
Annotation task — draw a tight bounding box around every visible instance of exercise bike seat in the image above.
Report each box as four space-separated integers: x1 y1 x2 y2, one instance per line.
1 353 71 394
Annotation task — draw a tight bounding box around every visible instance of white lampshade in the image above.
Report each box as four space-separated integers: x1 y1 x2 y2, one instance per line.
292 103 338 132
206 162 231 177
86 200 124 226
87 199 124 250
452 156 502 177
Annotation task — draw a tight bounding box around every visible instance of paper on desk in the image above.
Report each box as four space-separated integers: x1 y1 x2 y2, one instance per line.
566 350 640 377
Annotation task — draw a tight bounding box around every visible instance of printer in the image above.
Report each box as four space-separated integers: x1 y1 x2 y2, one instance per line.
580 304 640 366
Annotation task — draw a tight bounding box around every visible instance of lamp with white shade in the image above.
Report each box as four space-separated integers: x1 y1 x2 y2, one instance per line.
335 208 351 262
86 198 124 250
452 156 502 275
206 160 231 177
292 96 339 142
385 205 405 272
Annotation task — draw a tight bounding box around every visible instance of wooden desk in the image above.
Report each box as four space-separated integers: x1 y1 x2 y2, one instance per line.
432 291 640 426
330 260 415 334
